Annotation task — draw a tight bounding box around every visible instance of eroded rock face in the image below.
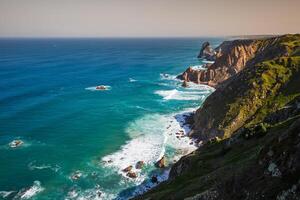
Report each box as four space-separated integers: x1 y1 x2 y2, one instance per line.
178 39 259 87
189 35 299 140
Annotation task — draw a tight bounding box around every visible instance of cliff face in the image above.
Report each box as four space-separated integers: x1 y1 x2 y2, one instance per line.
134 34 300 200
190 34 300 140
178 36 293 87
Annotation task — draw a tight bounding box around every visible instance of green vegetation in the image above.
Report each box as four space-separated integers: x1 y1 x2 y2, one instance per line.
135 34 300 200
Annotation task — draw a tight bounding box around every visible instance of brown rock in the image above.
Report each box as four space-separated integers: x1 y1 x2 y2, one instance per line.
155 156 166 168
126 171 137 179
181 80 189 88
122 165 133 172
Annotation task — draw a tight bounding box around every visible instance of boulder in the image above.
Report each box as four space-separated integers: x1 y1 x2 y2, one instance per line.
126 171 137 179
122 165 133 172
155 156 166 168
135 161 145 169
181 80 189 88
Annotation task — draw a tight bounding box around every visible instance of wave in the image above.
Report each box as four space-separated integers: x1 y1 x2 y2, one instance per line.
159 73 177 81
66 186 115 200
190 65 207 70
154 89 207 101
129 78 137 82
28 161 61 172
202 60 215 64
0 191 16 199
85 85 111 91
14 181 44 199
101 110 197 185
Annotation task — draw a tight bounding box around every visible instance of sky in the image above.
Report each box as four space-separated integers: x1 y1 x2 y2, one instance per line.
0 0 299 37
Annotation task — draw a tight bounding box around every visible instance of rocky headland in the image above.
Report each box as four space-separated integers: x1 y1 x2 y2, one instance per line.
134 34 300 200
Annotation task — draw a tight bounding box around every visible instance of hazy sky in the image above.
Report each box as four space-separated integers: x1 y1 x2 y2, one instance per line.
0 0 299 37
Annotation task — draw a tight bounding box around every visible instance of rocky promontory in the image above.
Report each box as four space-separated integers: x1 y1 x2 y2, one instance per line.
178 36 294 87
134 34 300 200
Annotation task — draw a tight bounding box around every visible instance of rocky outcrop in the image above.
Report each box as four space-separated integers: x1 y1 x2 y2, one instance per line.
178 35 296 87
133 34 300 200
155 156 166 168
190 34 300 140
197 42 216 61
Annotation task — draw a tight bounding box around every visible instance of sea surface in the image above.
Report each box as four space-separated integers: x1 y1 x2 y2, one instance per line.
0 38 223 199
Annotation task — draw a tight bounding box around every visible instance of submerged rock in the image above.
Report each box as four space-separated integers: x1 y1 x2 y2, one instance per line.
151 176 158 183
71 171 82 180
135 161 145 169
155 156 166 168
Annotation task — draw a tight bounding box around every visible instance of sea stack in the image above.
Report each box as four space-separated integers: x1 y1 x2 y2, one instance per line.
197 42 216 61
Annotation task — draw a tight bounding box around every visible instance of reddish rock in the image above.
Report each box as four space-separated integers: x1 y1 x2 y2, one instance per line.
155 156 166 168
122 165 133 172
126 171 137 179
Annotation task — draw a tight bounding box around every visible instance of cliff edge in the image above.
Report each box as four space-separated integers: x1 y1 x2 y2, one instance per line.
134 34 300 200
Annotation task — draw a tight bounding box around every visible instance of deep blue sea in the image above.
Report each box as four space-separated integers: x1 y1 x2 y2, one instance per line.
0 38 222 199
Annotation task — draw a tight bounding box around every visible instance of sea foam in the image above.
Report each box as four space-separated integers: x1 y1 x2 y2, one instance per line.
14 181 44 199
154 89 206 101
85 85 111 91
101 110 197 184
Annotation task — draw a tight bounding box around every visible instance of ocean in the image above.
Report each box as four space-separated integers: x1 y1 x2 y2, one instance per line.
0 38 223 199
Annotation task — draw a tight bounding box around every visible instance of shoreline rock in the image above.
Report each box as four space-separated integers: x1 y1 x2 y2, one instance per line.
155 156 166 168
122 165 133 172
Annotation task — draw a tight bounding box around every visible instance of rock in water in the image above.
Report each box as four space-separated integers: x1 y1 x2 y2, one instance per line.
9 140 23 148
197 42 216 60
151 176 158 183
135 161 145 169
155 156 166 168
181 80 188 88
122 165 133 172
126 171 137 179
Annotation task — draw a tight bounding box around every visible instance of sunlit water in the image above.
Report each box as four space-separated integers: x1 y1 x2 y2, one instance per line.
0 38 222 199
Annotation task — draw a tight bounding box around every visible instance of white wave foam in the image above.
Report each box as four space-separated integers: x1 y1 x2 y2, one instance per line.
28 161 60 172
101 110 197 184
66 186 115 200
129 78 137 82
154 89 206 101
85 85 111 91
159 73 177 81
190 65 207 70
0 191 15 199
202 60 215 64
15 181 44 199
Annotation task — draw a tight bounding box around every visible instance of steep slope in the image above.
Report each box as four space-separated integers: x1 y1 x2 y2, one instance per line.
134 34 300 200
190 34 300 140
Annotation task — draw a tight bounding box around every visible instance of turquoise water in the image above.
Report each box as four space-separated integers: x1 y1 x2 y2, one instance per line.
0 38 222 199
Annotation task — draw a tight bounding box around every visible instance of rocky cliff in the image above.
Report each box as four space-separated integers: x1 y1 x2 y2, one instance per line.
190 34 300 140
134 34 300 200
178 35 295 87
